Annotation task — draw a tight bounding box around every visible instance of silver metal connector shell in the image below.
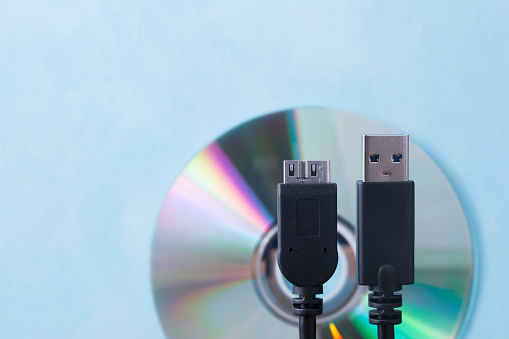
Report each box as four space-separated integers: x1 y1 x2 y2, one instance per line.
283 160 330 184
363 135 409 182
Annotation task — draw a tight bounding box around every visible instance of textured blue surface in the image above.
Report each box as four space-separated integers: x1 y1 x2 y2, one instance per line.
0 1 507 338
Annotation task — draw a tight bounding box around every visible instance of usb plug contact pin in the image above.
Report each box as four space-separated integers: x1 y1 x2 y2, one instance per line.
363 135 409 182
284 160 330 184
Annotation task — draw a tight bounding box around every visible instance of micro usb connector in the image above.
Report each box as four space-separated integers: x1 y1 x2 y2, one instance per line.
278 160 337 339
357 134 415 339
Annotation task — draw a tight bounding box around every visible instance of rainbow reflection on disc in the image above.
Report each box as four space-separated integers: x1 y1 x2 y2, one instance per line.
151 108 474 339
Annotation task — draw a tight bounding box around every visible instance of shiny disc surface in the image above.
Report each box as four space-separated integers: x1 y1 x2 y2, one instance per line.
151 108 474 339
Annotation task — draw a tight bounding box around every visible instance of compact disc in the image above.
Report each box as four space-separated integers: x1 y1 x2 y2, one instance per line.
151 108 474 339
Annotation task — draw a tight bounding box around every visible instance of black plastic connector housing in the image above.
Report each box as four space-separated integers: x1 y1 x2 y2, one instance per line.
357 180 415 287
277 183 338 287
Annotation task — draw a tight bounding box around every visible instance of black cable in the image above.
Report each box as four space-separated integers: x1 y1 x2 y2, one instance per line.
299 315 316 339
277 161 338 339
378 324 395 339
357 135 415 339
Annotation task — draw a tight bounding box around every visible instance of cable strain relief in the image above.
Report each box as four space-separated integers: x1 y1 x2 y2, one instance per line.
368 290 402 325
292 285 323 317
367 265 403 326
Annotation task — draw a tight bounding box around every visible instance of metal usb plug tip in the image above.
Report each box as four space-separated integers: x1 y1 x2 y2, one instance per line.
363 134 409 182
283 160 330 184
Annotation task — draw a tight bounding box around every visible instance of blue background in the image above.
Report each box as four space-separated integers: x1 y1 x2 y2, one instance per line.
1 1 507 338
